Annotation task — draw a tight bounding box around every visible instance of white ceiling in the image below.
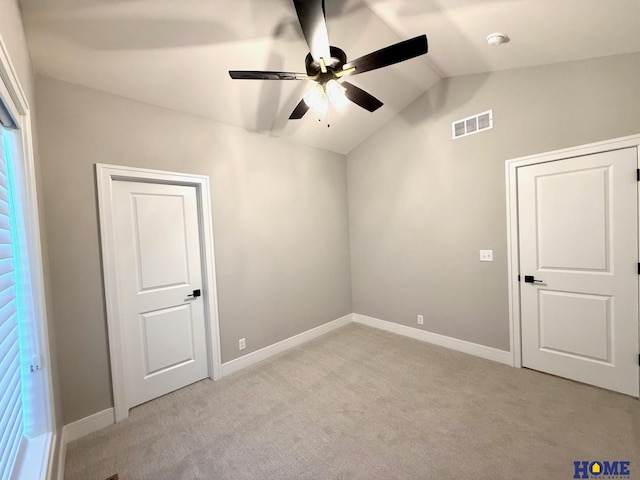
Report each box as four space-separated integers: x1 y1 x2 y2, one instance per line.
20 0 640 154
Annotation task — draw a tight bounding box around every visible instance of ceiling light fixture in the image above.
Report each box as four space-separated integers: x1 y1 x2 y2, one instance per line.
486 33 509 46
325 80 349 112
303 83 328 116
304 80 349 116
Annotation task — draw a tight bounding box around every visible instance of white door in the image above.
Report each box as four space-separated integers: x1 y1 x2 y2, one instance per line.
112 180 209 408
518 147 639 396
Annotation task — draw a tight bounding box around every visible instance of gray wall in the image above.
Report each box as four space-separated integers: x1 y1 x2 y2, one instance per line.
347 53 640 351
0 0 33 98
35 76 352 424
33 51 640 425
0 0 64 469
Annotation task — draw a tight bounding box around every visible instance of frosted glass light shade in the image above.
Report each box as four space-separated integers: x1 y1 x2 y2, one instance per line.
304 83 328 116
326 80 349 112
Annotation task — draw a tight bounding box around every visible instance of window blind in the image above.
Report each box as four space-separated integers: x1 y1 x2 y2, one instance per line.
0 127 23 480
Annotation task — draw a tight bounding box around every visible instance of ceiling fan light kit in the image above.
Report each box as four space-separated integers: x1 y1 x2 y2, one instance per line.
325 80 349 112
229 0 429 121
303 83 329 116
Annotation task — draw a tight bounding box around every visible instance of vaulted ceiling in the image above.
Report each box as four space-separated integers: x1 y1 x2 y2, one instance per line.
20 0 640 154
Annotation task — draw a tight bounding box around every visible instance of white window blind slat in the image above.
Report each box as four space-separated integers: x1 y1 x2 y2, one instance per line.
0 354 21 441
0 290 15 311
0 314 16 352
0 272 14 292
0 258 12 276
0 245 11 260
0 126 23 480
0 387 22 476
0 341 19 392
0 289 15 314
0 361 20 425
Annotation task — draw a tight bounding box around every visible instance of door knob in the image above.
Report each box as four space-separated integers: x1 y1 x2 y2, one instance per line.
187 289 201 298
524 275 544 284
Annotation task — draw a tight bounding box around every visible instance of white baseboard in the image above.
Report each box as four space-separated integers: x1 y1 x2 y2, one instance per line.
54 315 352 461
353 313 513 366
221 314 353 377
57 407 115 478
62 408 115 445
57 311 512 465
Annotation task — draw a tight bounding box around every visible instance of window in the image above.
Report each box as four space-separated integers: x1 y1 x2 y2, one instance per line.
0 39 55 480
0 124 24 480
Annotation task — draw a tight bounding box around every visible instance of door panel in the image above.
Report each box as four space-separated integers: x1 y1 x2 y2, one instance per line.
518 147 639 396
536 167 609 271
538 290 611 362
112 181 208 408
133 193 190 290
142 304 196 376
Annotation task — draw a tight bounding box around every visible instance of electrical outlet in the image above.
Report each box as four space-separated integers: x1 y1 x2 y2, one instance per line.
480 250 494 262
417 314 424 325
239 338 246 351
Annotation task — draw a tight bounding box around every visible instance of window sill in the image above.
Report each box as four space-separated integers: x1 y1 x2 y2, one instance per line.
13 431 52 480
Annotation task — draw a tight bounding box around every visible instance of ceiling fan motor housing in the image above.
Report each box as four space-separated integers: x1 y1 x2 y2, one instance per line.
305 46 347 82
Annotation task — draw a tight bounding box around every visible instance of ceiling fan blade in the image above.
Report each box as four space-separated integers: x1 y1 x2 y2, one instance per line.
289 98 310 119
293 0 331 64
229 71 308 80
341 34 428 77
341 81 383 112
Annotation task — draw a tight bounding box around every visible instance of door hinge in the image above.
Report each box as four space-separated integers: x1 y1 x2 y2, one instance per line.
517 274 521 282
638 263 640 275
637 169 640 181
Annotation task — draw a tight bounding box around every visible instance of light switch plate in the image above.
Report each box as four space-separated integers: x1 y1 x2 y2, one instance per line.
480 250 493 262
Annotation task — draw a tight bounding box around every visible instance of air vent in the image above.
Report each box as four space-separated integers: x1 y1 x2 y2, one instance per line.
452 110 493 139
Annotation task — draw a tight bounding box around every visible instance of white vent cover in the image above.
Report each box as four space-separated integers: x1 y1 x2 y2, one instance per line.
452 110 493 139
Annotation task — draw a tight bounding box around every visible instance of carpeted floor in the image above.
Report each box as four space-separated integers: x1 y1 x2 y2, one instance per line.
64 323 640 480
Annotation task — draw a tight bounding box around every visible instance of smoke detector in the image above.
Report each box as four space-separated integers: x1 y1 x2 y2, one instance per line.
487 33 509 46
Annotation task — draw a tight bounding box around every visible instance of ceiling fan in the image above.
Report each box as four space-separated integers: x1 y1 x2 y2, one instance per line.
228 0 428 120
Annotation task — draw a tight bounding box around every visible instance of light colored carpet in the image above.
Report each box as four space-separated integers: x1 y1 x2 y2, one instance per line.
65 323 640 480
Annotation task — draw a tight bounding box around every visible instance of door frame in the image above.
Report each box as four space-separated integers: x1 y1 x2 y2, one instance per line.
505 133 640 374
96 164 222 422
